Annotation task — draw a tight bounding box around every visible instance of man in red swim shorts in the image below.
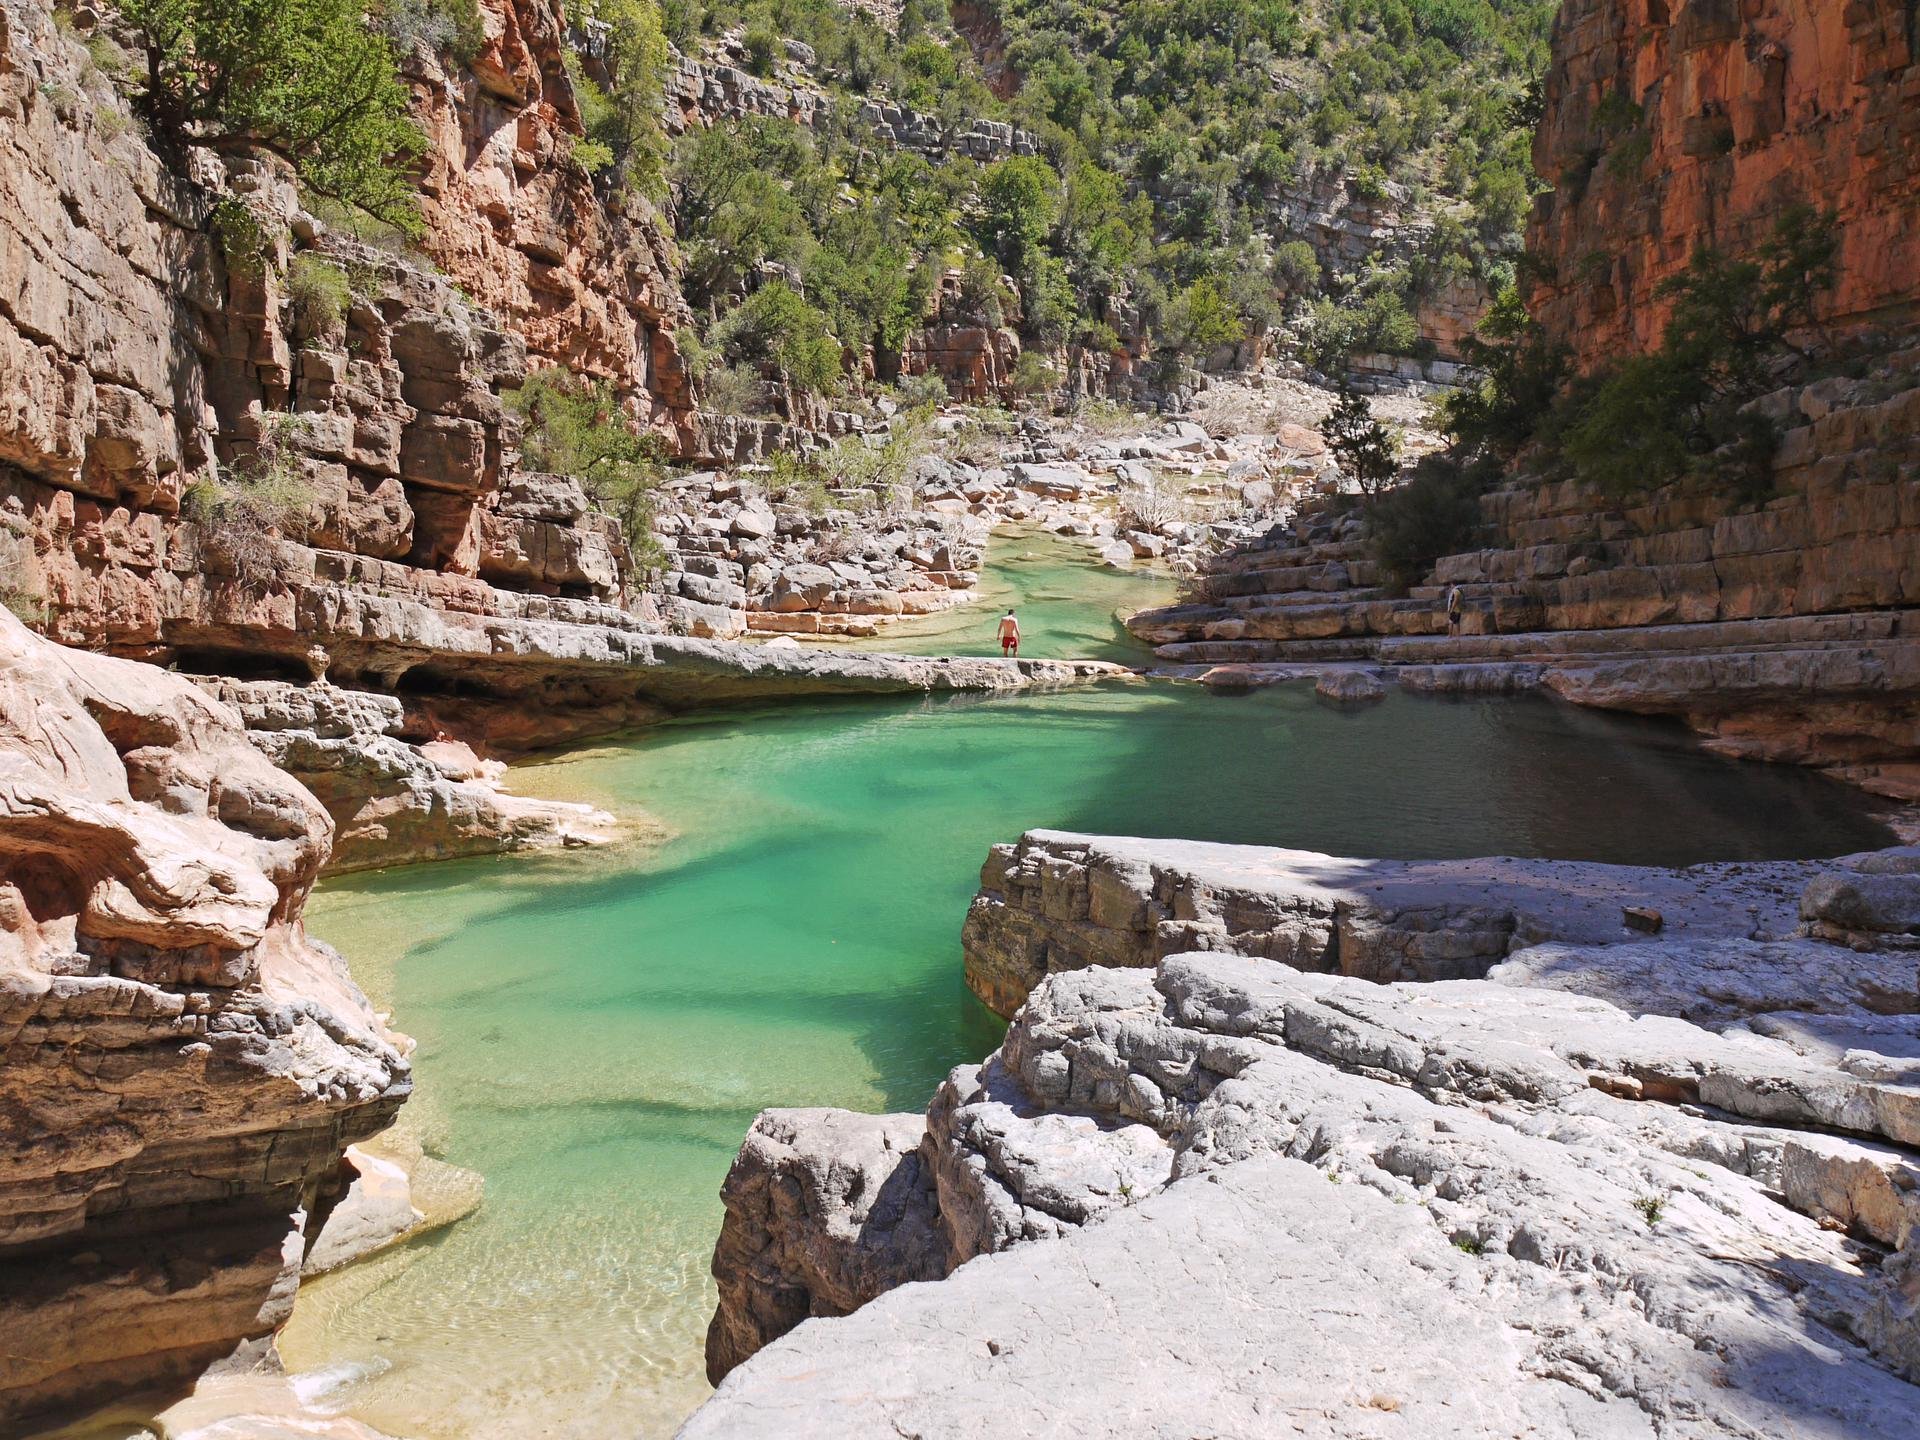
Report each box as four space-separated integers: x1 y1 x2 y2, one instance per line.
997 609 1020 657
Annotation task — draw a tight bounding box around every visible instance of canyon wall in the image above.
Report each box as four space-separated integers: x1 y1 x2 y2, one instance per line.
694 830 1920 1433
415 0 698 450
0 607 410 1428
1528 0 1920 370
1128 2 1920 790
1126 353 1920 795
0 0 1118 866
416 0 702 451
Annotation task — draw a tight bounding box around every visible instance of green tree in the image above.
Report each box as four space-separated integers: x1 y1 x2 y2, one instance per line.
568 0 672 194
977 155 1059 271
714 282 844 396
1365 453 1491 589
1158 277 1244 359
1320 381 1401 495
1558 207 1838 498
122 0 426 228
507 369 667 564
1440 284 1569 458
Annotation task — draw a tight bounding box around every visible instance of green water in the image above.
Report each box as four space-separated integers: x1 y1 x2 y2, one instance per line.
838 526 1176 661
283 677 1892 1440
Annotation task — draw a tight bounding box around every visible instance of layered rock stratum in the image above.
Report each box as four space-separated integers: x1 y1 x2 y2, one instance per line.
1126 351 1920 796
1528 0 1920 373
0 608 409 1428
695 829 1920 1436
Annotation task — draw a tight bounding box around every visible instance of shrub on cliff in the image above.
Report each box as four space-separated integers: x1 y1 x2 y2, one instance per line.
565 0 672 196
375 0 485 63
712 283 844 398
1445 208 1839 503
119 0 426 229
183 414 321 577
1364 453 1492 590
508 370 668 568
285 254 353 342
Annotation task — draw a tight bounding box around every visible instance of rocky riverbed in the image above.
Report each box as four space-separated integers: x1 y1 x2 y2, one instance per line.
648 370 1425 645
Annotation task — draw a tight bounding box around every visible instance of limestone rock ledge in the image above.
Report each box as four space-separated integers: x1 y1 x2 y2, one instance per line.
958 828 1889 1019
197 679 620 872
0 609 409 1429
694 835 1920 1436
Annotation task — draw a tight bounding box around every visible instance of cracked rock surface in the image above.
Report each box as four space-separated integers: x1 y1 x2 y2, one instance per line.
695 830 1920 1437
0 610 409 1427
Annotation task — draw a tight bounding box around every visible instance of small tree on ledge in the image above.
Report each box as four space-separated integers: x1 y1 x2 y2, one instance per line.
1319 381 1401 496
121 0 427 231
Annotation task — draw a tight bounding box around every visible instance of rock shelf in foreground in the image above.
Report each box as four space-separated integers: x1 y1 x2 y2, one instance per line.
0 610 410 1427
693 831 1920 1437
959 829 1888 1018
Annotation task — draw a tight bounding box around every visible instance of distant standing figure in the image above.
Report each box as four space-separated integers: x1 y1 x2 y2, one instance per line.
998 609 1021 657
1445 586 1463 634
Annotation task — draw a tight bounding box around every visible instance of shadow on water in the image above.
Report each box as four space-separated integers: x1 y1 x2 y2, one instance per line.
1044 684 1886 865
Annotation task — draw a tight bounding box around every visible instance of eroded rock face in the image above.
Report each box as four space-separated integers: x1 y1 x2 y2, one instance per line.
198 678 619 871
1528 0 1920 371
412 0 698 452
695 835 1920 1436
0 609 409 1427
704 1109 946 1382
959 829 1841 1018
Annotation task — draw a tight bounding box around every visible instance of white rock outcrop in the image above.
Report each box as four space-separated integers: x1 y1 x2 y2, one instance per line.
693 833 1920 1437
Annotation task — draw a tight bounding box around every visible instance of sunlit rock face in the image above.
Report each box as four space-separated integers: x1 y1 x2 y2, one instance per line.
411 0 699 453
0 608 409 1429
696 831 1920 1438
1527 0 1920 372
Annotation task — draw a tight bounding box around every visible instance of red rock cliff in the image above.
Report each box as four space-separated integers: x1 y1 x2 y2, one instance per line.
1527 0 1920 368
411 0 699 452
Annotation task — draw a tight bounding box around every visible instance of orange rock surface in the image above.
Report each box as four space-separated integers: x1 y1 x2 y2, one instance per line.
1528 0 1920 369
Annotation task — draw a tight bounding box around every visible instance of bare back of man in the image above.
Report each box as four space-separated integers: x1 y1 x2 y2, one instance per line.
997 610 1020 657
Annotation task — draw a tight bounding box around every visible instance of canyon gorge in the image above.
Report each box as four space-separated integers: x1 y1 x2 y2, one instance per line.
1 0 1918 1436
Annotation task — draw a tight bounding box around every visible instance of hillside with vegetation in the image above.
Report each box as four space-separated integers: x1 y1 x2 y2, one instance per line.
651 0 1557 410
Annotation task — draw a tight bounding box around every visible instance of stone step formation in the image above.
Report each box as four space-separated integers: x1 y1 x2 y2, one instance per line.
1125 350 1920 799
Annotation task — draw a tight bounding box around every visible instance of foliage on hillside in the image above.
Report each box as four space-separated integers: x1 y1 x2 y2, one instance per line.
649 0 1555 406
990 0 1556 356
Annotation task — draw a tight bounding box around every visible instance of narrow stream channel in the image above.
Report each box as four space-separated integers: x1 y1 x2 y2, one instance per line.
283 538 1894 1439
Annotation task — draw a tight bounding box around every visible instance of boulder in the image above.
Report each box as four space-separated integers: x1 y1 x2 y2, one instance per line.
730 504 778 540
1314 668 1387 702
